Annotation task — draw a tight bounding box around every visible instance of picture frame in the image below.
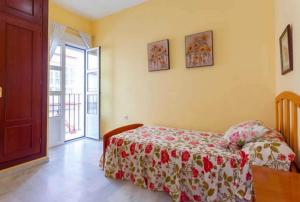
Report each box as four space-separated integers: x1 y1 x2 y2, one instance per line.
280 24 293 75
185 31 214 68
147 39 170 72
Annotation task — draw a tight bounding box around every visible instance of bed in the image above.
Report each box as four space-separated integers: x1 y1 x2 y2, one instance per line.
101 91 300 202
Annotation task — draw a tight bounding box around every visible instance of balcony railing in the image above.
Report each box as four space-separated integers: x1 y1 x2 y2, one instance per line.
49 94 82 134
65 94 82 134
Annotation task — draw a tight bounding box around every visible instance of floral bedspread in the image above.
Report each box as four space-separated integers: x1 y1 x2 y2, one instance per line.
242 130 295 172
104 126 254 202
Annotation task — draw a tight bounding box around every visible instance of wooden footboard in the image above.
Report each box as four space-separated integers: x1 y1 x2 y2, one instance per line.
102 123 143 169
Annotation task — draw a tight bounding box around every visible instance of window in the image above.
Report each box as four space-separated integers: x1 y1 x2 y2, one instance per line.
50 46 62 67
87 95 98 114
49 95 61 117
49 46 63 118
87 72 98 92
65 46 85 94
49 70 61 91
87 49 98 70
48 31 100 141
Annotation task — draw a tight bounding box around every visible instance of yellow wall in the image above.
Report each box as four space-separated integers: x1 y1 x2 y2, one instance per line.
49 1 93 34
275 0 300 95
93 0 276 134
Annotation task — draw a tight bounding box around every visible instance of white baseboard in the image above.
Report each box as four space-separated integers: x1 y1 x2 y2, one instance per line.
0 156 49 178
49 142 64 149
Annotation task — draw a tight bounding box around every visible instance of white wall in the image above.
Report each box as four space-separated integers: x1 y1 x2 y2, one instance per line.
275 0 300 94
275 0 300 164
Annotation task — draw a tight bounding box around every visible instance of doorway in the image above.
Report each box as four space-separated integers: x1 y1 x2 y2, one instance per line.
64 45 85 141
48 44 100 147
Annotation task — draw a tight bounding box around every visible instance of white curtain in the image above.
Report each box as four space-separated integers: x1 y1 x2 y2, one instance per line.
49 22 66 60
79 32 92 49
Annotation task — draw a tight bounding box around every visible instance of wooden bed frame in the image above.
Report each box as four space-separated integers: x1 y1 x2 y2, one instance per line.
102 91 300 171
276 91 300 171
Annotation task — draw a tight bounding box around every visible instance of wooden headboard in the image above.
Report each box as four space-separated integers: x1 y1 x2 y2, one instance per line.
276 91 300 170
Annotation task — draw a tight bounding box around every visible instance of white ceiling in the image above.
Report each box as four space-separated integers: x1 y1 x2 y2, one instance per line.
53 0 146 20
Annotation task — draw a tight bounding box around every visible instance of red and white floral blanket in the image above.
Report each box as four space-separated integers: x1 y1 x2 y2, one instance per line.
104 126 254 201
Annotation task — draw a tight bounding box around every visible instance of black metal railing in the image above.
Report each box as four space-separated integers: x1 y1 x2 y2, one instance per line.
65 94 82 134
49 95 61 117
49 93 82 134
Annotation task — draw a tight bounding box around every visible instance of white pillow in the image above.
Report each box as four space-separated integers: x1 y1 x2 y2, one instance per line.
223 120 268 147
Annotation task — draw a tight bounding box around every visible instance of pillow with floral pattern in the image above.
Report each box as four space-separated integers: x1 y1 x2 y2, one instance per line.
223 120 268 147
242 131 295 171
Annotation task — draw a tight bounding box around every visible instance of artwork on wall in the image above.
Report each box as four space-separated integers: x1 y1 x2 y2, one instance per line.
185 31 213 68
280 24 293 75
147 39 170 72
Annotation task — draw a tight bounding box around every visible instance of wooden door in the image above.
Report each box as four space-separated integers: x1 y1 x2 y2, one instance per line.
0 0 42 24
0 0 47 169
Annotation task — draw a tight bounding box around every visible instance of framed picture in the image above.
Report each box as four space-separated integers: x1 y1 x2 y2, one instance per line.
280 24 293 75
147 39 170 72
185 31 213 68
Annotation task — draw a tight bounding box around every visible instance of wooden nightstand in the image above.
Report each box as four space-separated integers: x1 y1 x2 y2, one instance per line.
252 165 300 202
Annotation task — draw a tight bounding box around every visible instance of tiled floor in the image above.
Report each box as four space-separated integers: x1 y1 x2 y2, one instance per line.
0 139 171 202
